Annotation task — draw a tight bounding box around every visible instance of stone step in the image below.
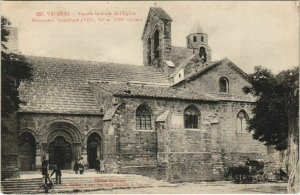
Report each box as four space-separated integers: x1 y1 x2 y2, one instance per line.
1 173 165 194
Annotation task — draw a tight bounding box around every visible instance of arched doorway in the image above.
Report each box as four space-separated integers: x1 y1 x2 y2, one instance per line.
18 132 36 171
199 46 207 62
49 136 72 169
87 133 102 169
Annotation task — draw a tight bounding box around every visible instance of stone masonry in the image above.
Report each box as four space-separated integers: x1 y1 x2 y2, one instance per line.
4 6 284 183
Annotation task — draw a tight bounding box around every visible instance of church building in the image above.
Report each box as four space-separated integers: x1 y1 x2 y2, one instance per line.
16 7 282 182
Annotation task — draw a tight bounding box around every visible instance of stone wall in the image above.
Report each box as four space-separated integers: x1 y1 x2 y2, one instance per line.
103 97 223 181
101 93 277 182
185 61 255 100
1 114 20 180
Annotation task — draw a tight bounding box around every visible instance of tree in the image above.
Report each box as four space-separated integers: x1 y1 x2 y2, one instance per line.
1 16 33 179
1 16 33 127
244 66 299 192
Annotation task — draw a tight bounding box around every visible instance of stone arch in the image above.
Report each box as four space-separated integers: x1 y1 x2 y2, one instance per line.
219 77 229 93
18 128 38 142
18 131 36 171
199 46 207 62
39 120 83 168
153 29 160 59
87 132 103 168
41 120 82 144
84 129 103 145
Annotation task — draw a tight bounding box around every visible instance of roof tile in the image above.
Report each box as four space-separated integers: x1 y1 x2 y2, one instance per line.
19 56 168 114
90 81 217 102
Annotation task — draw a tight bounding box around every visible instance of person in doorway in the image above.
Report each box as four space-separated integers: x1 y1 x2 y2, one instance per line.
50 165 62 184
73 160 79 174
95 158 100 173
78 157 84 174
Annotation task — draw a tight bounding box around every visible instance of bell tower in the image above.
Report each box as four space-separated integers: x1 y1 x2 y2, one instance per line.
186 22 211 63
141 7 172 68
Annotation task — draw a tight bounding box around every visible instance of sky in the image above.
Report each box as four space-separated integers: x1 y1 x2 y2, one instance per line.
2 1 299 73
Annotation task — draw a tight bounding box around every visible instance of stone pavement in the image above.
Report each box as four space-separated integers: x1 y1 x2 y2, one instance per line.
1 170 287 194
86 181 288 194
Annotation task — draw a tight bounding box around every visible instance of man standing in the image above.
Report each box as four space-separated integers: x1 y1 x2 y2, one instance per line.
78 157 84 174
41 157 53 192
95 158 100 173
51 165 62 184
41 157 49 183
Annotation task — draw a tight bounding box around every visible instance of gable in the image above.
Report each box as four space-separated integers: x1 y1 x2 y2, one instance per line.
142 7 172 40
174 58 255 102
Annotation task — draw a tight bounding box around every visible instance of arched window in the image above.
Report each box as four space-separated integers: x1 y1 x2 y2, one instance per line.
147 37 151 65
193 36 197 42
184 105 200 129
136 105 152 130
201 36 204 42
219 77 229 93
199 46 207 62
237 110 249 133
153 30 160 59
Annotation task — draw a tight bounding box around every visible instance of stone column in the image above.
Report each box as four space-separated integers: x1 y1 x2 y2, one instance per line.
35 143 42 170
71 143 81 169
156 121 169 180
40 143 49 160
81 148 88 169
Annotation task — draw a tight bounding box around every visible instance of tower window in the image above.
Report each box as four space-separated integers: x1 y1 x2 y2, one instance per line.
154 29 160 59
237 110 249 133
201 36 204 42
184 105 200 129
147 37 151 65
219 77 229 93
136 105 152 130
199 46 207 63
193 36 197 42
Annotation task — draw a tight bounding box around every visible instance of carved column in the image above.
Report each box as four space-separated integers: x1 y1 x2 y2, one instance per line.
35 143 42 170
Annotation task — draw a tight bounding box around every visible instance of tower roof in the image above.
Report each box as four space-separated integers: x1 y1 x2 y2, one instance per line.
190 20 205 34
150 7 172 21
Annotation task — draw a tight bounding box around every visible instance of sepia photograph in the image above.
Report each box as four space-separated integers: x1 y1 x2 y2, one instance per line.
1 1 299 194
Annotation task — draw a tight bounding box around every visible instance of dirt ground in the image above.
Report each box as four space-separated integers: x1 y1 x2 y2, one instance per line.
84 181 287 194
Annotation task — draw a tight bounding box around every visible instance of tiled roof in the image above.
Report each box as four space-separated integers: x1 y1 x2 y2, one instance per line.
150 7 172 21
170 53 219 78
19 56 169 114
90 81 217 102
